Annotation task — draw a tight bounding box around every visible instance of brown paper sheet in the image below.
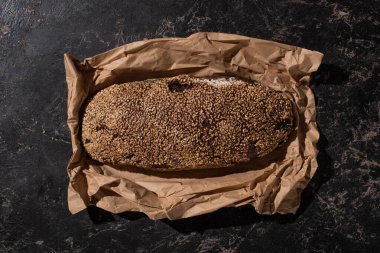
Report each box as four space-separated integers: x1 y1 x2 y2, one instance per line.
64 32 323 220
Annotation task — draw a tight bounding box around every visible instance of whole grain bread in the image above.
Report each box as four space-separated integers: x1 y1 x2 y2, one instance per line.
81 75 294 170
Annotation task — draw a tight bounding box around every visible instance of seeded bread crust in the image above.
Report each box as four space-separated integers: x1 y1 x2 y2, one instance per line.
81 75 294 171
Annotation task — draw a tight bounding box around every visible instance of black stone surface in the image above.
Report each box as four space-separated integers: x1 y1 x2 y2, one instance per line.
0 0 379 252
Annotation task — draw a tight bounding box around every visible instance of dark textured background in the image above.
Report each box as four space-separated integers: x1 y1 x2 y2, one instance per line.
0 0 379 252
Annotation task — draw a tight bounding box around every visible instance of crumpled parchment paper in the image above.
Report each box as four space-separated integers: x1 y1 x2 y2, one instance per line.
64 32 323 220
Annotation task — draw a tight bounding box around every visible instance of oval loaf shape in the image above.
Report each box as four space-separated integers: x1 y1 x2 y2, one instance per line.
81 75 294 171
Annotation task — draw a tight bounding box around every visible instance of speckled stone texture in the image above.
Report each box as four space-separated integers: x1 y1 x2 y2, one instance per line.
0 0 378 252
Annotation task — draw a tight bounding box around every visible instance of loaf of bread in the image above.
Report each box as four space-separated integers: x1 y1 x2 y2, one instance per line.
81 75 294 170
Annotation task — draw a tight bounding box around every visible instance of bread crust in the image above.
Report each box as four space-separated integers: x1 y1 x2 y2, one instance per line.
81 75 294 170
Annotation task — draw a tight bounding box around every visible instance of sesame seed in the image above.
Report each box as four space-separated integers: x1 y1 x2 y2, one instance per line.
81 75 294 171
